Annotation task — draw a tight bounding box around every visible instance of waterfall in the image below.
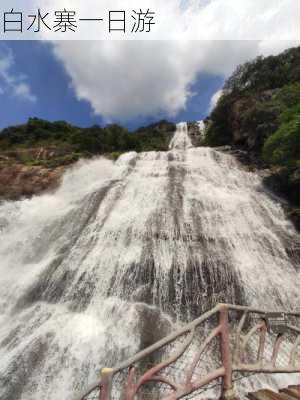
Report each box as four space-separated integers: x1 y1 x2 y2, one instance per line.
0 123 299 399
197 120 206 142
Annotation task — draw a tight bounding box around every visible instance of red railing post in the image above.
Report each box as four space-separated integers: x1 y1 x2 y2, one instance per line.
219 305 237 400
123 366 137 400
99 368 114 400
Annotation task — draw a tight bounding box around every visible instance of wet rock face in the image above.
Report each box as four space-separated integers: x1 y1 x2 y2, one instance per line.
0 146 78 201
223 90 279 151
187 121 208 147
0 164 65 200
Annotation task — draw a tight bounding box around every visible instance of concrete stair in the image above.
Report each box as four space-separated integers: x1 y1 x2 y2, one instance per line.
248 386 300 400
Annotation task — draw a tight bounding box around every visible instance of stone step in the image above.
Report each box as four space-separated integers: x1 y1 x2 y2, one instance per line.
248 388 300 400
280 386 300 400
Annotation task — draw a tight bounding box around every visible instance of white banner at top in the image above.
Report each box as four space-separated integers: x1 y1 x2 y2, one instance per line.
0 0 300 40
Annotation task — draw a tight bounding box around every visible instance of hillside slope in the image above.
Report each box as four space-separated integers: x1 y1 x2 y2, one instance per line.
205 46 300 230
0 119 175 200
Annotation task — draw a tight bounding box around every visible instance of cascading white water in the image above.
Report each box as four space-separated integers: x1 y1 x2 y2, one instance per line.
0 122 299 399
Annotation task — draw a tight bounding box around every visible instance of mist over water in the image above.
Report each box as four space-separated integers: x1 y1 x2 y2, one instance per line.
0 122 299 399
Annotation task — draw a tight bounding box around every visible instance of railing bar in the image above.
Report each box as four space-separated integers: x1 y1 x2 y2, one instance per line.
290 335 300 367
74 303 300 400
74 305 221 400
235 366 300 373
227 304 300 317
116 306 220 372
286 324 300 334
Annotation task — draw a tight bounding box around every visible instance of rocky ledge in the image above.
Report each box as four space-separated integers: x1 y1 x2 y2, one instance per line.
0 146 79 201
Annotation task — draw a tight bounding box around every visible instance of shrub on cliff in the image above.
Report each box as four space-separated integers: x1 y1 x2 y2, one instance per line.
205 46 300 228
224 47 300 94
262 104 300 204
263 104 300 167
206 47 300 149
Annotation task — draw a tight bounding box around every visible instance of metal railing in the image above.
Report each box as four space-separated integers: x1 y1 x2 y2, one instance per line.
74 304 300 400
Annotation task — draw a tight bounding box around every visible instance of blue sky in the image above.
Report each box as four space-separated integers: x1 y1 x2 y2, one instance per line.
0 42 106 129
0 41 224 131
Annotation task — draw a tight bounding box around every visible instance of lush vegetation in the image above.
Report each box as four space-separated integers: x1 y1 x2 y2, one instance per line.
263 104 300 205
206 48 300 148
0 118 175 158
205 46 300 229
263 104 300 167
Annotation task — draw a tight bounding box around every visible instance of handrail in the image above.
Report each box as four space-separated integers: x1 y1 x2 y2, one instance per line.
73 304 221 400
73 303 300 400
225 304 300 317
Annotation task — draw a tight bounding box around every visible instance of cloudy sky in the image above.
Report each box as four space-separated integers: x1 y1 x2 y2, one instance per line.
0 0 299 129
0 39 299 130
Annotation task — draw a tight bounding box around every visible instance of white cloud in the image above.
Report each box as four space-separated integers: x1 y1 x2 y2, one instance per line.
0 46 37 103
21 0 300 120
4 0 290 120
51 39 299 121
258 40 300 57
209 89 223 112
52 41 203 120
13 82 37 103
14 0 300 40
